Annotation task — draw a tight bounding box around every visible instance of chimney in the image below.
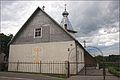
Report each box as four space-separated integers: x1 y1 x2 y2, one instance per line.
64 24 67 30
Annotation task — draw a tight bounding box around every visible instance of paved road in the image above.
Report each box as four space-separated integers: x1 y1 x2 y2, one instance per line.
0 71 119 80
79 67 113 76
67 75 119 80
0 72 66 80
67 68 119 80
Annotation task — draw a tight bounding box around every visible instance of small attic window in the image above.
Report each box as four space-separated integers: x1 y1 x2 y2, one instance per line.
34 28 42 38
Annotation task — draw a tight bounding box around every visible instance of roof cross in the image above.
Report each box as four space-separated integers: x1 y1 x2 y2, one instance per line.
65 4 66 11
42 6 45 10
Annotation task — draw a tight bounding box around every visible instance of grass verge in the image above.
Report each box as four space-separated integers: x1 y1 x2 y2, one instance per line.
108 66 120 77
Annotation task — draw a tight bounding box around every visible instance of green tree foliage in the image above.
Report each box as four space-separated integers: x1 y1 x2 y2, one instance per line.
95 55 104 62
95 55 120 68
95 55 120 62
0 33 13 61
107 55 120 62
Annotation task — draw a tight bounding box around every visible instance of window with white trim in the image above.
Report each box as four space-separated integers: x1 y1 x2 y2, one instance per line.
34 28 42 38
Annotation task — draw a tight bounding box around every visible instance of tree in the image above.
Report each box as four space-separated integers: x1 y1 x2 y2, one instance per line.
0 33 13 61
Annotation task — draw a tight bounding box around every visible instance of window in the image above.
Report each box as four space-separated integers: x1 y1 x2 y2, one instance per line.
77 51 79 60
34 28 42 38
81 52 82 61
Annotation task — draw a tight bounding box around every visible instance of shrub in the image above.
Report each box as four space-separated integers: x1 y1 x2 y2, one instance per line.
108 66 120 77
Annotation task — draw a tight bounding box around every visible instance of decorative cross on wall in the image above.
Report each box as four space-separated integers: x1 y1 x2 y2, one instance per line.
34 48 41 63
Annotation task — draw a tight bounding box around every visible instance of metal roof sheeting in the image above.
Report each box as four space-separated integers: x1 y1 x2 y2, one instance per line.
60 16 74 30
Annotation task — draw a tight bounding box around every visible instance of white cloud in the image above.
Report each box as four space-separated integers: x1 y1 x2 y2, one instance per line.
1 1 119 55
77 30 119 47
105 42 114 46
99 28 107 35
1 21 20 35
1 1 65 35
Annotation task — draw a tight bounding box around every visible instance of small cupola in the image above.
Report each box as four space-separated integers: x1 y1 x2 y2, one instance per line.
62 10 69 17
60 4 77 36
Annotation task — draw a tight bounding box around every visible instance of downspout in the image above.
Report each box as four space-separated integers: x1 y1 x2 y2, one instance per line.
76 42 78 74
83 40 86 66
84 48 86 75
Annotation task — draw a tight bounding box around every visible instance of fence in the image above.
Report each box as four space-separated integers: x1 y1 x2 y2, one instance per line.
0 61 84 76
0 61 119 78
8 61 67 74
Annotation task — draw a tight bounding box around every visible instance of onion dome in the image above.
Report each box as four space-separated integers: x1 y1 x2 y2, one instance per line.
62 10 69 16
60 4 77 34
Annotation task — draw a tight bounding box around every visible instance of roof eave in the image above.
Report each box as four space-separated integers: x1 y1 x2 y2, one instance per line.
67 29 77 33
8 7 40 45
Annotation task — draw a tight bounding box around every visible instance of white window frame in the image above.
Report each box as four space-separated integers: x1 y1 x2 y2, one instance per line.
34 27 42 38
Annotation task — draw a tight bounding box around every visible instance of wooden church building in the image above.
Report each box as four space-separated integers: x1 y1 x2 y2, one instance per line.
8 6 97 74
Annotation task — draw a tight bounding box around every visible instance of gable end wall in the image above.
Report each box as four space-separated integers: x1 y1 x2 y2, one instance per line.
11 8 74 44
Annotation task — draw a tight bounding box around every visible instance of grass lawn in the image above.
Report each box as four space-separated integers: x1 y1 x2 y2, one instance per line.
108 66 120 77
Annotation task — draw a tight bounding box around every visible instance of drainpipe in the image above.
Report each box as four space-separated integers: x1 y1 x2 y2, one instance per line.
76 42 78 74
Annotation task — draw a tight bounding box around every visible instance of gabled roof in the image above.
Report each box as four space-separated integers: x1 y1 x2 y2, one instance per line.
8 6 96 62
84 50 97 63
8 7 83 49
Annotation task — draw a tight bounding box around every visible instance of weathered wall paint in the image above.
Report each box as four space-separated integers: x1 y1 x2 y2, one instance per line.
11 8 73 44
77 45 85 72
8 8 87 74
8 41 80 74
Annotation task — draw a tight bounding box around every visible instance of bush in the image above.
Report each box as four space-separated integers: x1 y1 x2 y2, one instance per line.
108 66 120 77
0 63 8 71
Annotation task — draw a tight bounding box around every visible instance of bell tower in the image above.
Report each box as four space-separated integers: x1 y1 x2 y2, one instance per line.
60 4 77 36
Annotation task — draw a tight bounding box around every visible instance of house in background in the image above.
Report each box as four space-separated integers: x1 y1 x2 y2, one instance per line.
8 6 97 74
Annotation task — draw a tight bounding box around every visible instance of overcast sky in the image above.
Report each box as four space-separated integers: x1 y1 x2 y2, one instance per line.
1 1 119 56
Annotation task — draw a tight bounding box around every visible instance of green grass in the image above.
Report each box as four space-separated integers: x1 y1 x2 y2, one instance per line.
108 66 120 77
0 71 67 78
40 73 67 78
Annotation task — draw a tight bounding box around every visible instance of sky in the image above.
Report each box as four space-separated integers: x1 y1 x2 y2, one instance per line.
0 0 119 56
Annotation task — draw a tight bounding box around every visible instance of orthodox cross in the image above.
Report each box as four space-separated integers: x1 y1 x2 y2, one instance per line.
34 48 41 63
65 4 66 11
